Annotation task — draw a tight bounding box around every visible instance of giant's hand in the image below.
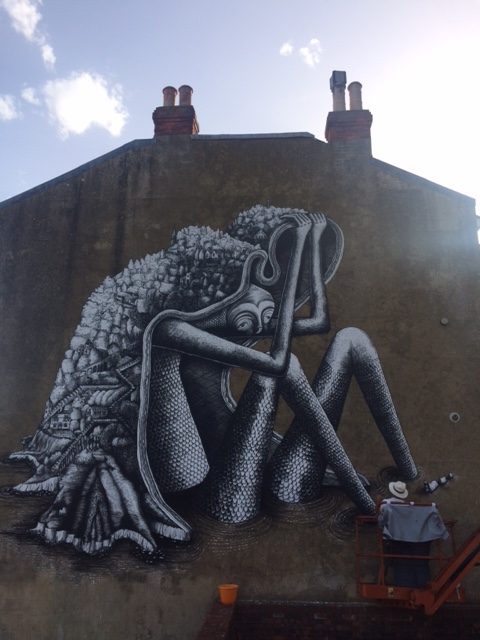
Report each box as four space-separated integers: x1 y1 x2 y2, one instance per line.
281 211 314 232
309 212 328 242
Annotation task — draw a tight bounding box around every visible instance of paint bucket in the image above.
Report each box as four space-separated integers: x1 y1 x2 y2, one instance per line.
217 583 239 605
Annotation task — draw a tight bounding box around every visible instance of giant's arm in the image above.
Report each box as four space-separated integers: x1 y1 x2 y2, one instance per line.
292 213 330 336
153 219 311 377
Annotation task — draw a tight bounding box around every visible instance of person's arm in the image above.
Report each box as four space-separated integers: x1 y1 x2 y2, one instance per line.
293 212 330 336
153 214 311 377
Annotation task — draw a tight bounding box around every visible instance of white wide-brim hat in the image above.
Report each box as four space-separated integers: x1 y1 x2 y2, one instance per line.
388 480 408 500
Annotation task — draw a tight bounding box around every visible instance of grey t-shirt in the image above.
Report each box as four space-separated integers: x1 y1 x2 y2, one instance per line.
378 503 449 542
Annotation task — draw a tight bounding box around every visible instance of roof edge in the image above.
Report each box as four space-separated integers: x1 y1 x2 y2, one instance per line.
192 132 316 140
372 157 476 207
0 139 155 209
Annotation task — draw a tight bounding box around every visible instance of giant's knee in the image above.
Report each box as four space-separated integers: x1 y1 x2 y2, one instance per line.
335 327 371 346
335 327 378 362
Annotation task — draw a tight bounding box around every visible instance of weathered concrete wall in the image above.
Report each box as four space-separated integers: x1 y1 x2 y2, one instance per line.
0 133 478 639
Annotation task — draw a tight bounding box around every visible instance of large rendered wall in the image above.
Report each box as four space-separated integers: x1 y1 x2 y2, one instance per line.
0 133 478 639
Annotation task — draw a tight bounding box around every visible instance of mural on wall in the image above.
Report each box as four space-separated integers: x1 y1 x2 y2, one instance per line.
9 205 417 555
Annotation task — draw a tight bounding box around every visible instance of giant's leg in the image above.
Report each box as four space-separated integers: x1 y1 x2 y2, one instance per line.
268 328 417 503
277 353 376 514
202 343 379 520
200 353 374 520
333 328 417 479
267 338 351 502
200 373 280 523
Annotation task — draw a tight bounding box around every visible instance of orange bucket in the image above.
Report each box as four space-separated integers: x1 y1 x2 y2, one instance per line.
217 583 239 605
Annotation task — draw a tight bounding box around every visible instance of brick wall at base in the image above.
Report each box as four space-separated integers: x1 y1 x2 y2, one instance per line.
197 601 480 640
195 601 236 640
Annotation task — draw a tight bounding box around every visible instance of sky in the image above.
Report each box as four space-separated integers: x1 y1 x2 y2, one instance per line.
0 0 479 213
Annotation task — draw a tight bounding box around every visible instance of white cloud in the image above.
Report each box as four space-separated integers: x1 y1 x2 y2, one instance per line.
0 0 55 69
21 86 40 105
279 41 293 57
43 72 128 138
41 42 55 68
299 38 322 68
0 94 21 120
0 0 40 39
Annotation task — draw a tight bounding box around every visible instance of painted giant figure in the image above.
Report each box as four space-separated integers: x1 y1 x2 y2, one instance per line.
9 206 417 554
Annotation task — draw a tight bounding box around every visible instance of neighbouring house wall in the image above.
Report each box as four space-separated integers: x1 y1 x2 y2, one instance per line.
0 132 478 640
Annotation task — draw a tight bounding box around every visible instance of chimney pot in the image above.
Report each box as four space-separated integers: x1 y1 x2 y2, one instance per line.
163 86 177 107
348 81 363 110
178 85 193 106
330 70 347 111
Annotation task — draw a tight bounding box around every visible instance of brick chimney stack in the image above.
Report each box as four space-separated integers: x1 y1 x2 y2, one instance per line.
152 85 200 136
325 71 373 157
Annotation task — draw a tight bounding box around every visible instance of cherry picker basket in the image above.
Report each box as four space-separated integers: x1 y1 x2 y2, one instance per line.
355 504 480 615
